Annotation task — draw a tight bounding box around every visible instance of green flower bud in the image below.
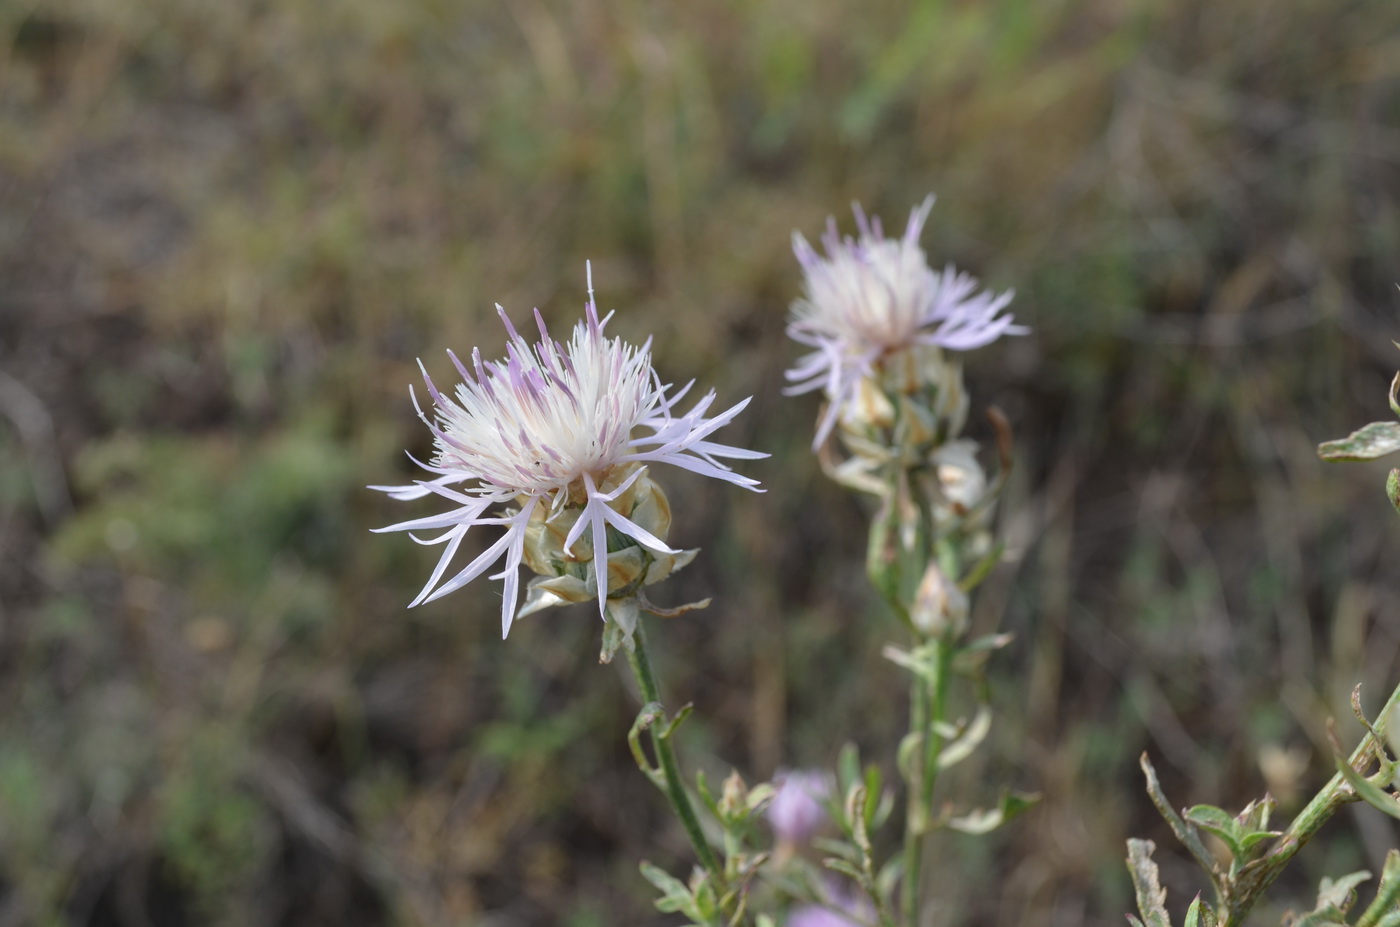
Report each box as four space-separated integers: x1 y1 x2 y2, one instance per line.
910 561 968 638
832 347 973 487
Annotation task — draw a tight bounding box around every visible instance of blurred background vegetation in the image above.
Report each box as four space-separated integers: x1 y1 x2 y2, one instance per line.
2 0 1399 924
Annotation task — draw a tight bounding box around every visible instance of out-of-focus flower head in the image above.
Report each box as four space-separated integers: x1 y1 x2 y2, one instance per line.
372 265 765 639
786 905 863 927
786 889 875 927
786 196 1024 448
767 768 834 845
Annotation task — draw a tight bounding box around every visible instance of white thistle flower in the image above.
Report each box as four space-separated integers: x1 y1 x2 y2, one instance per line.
786 196 1025 448
372 265 765 638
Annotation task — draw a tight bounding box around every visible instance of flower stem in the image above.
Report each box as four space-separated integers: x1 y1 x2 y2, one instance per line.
901 637 954 927
1221 677 1400 926
625 622 728 894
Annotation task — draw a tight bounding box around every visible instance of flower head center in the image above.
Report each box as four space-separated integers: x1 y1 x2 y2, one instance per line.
431 309 655 494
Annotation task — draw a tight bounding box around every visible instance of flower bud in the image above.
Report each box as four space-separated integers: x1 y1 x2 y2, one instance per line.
930 440 989 527
836 348 970 462
719 770 748 822
910 561 968 639
517 464 699 621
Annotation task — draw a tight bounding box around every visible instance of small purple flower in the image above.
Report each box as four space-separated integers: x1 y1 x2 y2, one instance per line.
767 769 833 844
372 265 765 637
786 196 1025 448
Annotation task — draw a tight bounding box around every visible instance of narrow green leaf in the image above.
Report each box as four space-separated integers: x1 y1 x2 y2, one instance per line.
693 873 720 922
876 856 904 901
1183 804 1236 832
822 857 865 882
811 837 862 863
862 764 883 827
695 769 720 818
957 540 1006 593
939 705 993 770
628 703 667 788
639 861 689 895
661 702 694 740
881 644 937 681
1236 828 1282 854
869 784 896 830
1318 422 1400 461
952 633 1015 674
746 783 776 813
1236 795 1276 834
1184 804 1246 860
1336 756 1400 820
1358 850 1400 927
837 743 861 794
946 790 1039 834
1184 894 1218 927
961 632 1014 654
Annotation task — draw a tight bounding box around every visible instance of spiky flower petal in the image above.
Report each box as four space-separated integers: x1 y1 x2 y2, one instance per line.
786 196 1025 448
373 267 765 638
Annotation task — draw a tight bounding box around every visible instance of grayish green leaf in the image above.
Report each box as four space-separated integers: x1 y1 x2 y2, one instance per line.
1126 839 1172 927
938 705 992 770
946 790 1039 834
1318 422 1400 461
1315 870 1372 914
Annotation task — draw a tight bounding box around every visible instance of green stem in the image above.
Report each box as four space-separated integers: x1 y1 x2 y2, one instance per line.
1222 678 1400 926
624 622 728 895
901 637 954 927
901 673 930 924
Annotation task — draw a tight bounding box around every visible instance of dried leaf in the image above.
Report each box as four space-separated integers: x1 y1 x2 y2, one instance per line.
1126 839 1172 927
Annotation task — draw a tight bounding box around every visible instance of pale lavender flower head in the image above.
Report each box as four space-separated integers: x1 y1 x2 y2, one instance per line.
787 905 864 927
787 890 874 927
372 265 765 638
767 769 833 844
786 196 1025 448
